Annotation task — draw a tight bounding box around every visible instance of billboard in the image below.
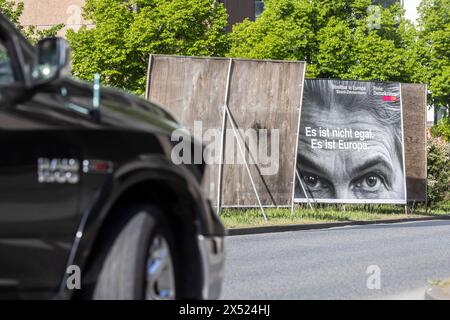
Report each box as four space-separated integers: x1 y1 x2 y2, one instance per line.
147 55 306 207
294 79 407 204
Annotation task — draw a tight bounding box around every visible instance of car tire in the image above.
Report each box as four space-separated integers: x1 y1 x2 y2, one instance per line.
92 204 178 300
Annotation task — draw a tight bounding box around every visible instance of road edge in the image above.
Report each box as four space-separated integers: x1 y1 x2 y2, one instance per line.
226 215 450 236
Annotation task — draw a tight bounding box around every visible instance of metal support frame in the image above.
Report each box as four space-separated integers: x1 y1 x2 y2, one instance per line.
216 59 267 221
295 169 315 211
216 59 232 216
290 70 307 214
145 54 154 100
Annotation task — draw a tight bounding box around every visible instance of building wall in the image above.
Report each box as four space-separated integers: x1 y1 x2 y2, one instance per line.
220 0 255 30
15 0 255 36
17 0 91 36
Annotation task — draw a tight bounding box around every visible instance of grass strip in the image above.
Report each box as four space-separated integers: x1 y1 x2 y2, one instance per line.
221 201 450 229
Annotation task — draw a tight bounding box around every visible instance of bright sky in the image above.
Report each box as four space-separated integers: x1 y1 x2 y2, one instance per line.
403 0 422 23
403 0 436 121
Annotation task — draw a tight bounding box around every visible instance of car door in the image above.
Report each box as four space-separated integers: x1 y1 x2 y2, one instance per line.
0 28 82 297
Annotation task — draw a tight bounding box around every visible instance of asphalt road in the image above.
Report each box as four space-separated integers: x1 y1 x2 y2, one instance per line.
221 220 450 300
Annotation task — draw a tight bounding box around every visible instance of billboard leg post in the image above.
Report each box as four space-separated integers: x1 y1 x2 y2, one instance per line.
216 104 227 216
216 59 233 216
290 197 296 215
145 54 153 100
295 169 314 212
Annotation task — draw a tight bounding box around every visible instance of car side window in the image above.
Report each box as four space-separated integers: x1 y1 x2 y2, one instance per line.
0 41 14 85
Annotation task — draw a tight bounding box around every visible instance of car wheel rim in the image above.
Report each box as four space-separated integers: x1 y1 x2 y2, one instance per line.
145 235 175 300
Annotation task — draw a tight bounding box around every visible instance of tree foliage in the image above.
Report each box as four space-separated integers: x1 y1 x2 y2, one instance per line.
431 117 450 141
229 0 421 83
67 0 229 94
0 0 23 24
0 0 63 44
416 0 450 111
24 24 65 45
427 134 450 205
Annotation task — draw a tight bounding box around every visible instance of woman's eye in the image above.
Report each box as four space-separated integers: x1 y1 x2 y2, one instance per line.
304 174 319 187
366 175 378 188
355 174 383 191
303 173 329 190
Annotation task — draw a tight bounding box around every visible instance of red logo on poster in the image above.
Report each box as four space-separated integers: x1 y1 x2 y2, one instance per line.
382 96 398 102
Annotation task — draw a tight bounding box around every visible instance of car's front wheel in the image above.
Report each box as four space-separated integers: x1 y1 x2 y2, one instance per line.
92 204 178 300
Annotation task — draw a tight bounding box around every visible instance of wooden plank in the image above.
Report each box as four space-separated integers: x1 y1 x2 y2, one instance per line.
222 59 305 206
401 83 428 202
147 55 305 206
148 55 229 205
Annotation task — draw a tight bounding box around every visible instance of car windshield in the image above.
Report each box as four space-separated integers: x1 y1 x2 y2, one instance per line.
0 41 14 85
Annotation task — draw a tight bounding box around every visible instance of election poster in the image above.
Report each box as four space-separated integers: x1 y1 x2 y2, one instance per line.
294 79 407 204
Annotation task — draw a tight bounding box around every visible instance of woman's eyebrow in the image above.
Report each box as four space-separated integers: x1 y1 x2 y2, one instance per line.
351 156 394 178
297 154 330 178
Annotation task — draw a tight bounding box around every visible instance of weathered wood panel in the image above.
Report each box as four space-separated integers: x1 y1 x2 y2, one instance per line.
148 55 229 205
222 59 305 206
401 83 427 202
147 55 305 206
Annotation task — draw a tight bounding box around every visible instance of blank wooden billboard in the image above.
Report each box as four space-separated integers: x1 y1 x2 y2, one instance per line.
222 59 305 206
401 83 427 202
147 55 229 206
147 55 306 206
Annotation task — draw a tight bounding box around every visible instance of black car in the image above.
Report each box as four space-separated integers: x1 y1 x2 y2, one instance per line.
0 14 225 300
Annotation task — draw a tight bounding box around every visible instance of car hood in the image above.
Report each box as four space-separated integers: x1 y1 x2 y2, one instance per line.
62 77 181 136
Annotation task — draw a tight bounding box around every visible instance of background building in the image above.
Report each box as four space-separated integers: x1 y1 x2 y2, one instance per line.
15 0 437 123
15 0 421 35
18 0 92 36
372 0 404 7
15 0 262 36
219 0 265 29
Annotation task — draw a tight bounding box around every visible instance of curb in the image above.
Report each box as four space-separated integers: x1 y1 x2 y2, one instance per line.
226 215 450 236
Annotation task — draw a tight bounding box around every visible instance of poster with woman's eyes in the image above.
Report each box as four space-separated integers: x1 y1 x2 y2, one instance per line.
294 79 407 204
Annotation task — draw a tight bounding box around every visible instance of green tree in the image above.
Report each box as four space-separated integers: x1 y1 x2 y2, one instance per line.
24 25 65 45
427 134 450 205
229 0 420 82
431 117 450 141
0 0 23 24
67 0 229 94
0 0 63 44
416 0 449 112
